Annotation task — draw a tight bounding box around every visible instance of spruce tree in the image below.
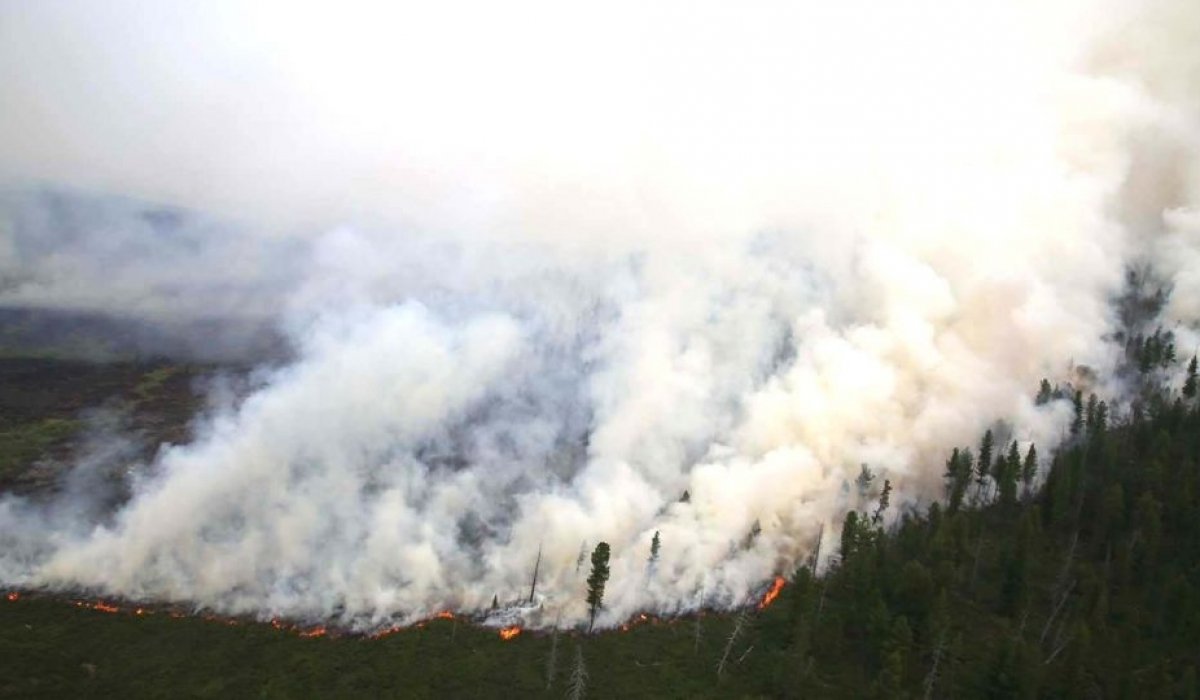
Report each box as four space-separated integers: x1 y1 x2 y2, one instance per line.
976 430 995 500
872 479 892 525
1021 444 1038 499
586 542 611 632
1036 379 1053 405
999 441 1020 506
1184 356 1198 399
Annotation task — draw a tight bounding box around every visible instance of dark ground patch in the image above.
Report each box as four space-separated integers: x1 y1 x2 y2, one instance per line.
0 358 213 492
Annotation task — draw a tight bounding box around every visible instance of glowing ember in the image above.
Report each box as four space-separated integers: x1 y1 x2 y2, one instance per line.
498 626 521 641
74 600 121 614
5 592 18 602
758 576 786 610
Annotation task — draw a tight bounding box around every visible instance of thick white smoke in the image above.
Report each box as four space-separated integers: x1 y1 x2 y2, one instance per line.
0 0 1198 628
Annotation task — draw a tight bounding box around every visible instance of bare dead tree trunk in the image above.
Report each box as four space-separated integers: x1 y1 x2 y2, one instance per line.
545 616 560 690
1040 530 1079 646
717 610 749 680
1043 625 1074 666
814 580 828 624
810 524 824 573
736 645 754 665
1040 579 1076 646
923 634 946 700
567 645 588 700
528 544 542 604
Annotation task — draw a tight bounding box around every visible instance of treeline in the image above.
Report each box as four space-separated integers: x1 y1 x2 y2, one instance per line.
748 353 1200 698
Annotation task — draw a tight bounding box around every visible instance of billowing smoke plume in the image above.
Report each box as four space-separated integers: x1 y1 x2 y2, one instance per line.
0 0 1197 629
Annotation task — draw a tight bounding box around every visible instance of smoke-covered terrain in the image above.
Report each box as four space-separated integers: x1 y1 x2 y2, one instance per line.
0 0 1198 631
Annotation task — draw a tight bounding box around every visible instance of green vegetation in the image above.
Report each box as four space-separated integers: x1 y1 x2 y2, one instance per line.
132 366 180 402
0 418 78 479
587 542 611 633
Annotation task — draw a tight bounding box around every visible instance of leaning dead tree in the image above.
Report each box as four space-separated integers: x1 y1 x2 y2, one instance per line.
566 645 588 700
716 609 750 679
1040 530 1079 663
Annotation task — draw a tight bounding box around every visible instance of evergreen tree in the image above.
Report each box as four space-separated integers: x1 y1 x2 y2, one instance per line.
945 448 969 512
1021 444 1038 499
841 511 862 562
876 616 912 699
976 430 995 500
872 479 892 525
648 531 661 564
999 441 1020 507
856 464 875 501
1184 356 1198 399
1036 379 1054 405
1072 391 1084 436
586 542 611 632
1094 401 1108 436
575 540 588 574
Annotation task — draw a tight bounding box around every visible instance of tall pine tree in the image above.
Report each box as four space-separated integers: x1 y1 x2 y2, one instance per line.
586 542 611 632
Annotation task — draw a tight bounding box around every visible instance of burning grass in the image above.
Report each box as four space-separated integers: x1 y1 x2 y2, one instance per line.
3 574 788 644
1 578 802 698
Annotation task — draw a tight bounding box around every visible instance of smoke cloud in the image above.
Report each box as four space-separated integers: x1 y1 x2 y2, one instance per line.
0 0 1197 628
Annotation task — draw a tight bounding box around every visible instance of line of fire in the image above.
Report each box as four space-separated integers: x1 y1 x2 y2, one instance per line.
3 575 788 642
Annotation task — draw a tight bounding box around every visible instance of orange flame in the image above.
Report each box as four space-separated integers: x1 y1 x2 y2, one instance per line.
620 612 657 633
74 601 120 614
434 611 454 620
498 626 521 641
758 576 786 610
5 592 18 602
299 626 327 638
